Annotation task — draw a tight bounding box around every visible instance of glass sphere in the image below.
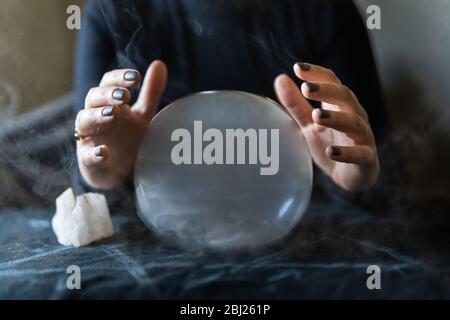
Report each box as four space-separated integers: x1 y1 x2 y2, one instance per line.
135 91 312 250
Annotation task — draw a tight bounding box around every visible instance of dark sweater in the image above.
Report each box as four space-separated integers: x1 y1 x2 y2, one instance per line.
73 0 390 208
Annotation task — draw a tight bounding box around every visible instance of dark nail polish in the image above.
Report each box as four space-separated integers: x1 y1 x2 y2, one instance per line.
320 109 331 119
331 147 341 157
102 106 114 117
307 83 320 93
297 62 311 71
112 89 126 101
95 147 103 158
124 71 137 81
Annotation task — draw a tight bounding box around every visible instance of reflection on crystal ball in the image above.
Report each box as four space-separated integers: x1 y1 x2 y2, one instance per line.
135 91 312 251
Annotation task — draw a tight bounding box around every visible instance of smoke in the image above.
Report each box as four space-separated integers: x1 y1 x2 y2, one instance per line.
382 60 450 200
0 95 74 208
96 0 300 105
1 1 448 261
87 1 450 251
0 78 20 121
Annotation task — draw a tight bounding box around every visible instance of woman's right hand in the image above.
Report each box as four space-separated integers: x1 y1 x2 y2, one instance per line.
75 60 168 190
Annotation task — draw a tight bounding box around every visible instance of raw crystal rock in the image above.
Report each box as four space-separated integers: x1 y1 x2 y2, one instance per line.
52 188 114 247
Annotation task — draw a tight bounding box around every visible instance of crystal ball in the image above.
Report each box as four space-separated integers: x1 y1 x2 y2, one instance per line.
134 91 312 250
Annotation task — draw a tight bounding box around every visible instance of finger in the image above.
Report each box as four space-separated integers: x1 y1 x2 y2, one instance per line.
85 86 131 108
301 82 367 118
100 69 141 87
274 74 313 127
134 60 168 121
294 62 341 84
79 145 110 167
75 106 117 137
311 108 372 144
326 145 376 167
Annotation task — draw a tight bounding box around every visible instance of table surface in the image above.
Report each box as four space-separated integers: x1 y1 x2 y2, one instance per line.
1 201 450 299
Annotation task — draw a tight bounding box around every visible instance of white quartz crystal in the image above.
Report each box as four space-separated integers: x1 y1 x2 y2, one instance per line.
52 188 114 247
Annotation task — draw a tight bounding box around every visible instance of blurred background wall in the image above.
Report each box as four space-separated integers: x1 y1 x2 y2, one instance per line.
0 0 84 117
356 0 450 199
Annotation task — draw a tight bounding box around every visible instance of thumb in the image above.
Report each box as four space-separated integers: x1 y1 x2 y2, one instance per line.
133 60 168 121
274 74 313 128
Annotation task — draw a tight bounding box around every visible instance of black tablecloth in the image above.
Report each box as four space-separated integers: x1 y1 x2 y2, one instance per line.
1 201 450 299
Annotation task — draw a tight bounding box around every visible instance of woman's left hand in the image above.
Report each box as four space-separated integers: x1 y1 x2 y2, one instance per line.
274 62 380 192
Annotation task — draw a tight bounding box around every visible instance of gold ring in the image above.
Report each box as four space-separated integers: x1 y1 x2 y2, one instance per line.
74 130 84 142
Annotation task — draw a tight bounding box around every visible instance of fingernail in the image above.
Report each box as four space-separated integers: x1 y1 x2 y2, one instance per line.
124 71 137 81
112 88 126 101
320 109 331 119
297 62 311 71
331 147 341 157
102 106 114 117
95 147 104 158
307 83 320 93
